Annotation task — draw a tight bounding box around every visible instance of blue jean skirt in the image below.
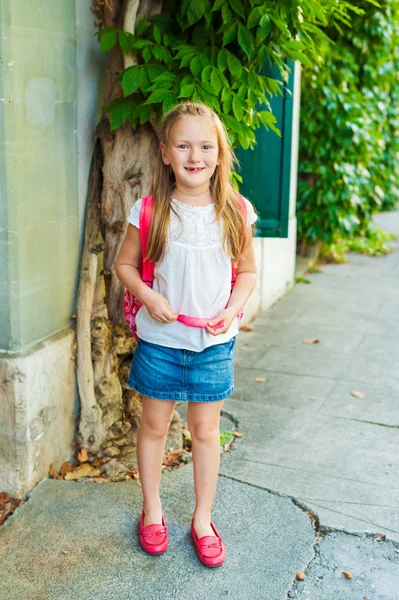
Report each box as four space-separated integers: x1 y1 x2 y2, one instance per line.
127 336 237 402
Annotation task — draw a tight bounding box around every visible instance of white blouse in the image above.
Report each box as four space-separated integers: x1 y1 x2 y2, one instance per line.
126 196 258 352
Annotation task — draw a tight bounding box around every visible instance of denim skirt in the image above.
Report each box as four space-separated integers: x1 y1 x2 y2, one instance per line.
127 336 237 402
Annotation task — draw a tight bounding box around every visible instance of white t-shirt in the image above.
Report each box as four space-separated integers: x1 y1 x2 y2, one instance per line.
126 196 258 352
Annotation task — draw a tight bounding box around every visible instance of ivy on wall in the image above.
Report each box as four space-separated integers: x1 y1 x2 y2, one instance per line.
298 0 399 247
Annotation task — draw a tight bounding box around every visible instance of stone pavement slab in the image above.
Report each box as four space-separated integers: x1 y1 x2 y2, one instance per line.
0 463 315 600
292 532 399 600
218 211 399 548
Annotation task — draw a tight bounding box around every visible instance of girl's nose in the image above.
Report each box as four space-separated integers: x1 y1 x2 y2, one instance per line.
189 149 201 162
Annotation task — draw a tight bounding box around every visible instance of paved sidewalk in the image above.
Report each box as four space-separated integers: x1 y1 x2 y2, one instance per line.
1 211 399 600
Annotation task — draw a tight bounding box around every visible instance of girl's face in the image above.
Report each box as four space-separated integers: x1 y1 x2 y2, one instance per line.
160 116 220 190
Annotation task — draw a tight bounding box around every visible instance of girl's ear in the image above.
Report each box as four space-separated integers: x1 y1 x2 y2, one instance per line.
160 142 171 165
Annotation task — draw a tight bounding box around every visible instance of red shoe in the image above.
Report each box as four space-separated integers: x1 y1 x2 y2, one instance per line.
139 509 168 554
191 519 226 567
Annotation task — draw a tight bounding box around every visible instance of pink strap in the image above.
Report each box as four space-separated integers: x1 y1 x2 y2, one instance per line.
177 314 224 329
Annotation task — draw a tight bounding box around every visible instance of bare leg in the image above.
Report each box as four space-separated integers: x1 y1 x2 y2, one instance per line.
187 399 224 539
137 395 177 526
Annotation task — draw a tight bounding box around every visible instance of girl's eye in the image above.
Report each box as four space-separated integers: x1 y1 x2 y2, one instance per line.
177 144 213 149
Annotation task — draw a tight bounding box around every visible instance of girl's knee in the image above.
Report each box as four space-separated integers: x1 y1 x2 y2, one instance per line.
188 422 220 443
139 417 171 439
140 396 176 437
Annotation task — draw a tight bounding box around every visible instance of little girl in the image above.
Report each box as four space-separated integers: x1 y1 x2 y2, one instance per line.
115 102 258 567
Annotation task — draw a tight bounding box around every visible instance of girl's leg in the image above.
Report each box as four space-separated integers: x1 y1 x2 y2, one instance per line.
187 399 224 539
137 395 177 526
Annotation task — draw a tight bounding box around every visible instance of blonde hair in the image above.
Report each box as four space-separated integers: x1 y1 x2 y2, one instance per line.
146 102 251 266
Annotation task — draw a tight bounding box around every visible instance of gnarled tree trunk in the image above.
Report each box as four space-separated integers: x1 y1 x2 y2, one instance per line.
75 0 183 477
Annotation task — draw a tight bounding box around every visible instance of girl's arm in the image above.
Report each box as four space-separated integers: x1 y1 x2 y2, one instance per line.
115 224 153 305
227 225 257 314
115 225 178 323
206 225 257 335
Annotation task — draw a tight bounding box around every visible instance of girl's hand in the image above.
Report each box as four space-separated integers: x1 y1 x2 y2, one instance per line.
205 307 238 336
143 289 178 324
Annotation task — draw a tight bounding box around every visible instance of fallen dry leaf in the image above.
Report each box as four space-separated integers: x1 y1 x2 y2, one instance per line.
48 463 63 480
77 447 89 463
242 342 249 346
296 571 305 580
0 492 23 526
64 463 101 480
241 325 254 331
373 534 385 541
254 377 267 383
304 338 320 344
342 571 352 579
61 461 74 477
233 431 243 437
351 390 367 398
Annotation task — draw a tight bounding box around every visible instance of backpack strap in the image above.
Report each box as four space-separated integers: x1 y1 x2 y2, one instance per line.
139 195 155 286
231 193 248 283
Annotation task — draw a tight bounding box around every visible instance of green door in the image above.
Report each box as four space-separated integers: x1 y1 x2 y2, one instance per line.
235 61 295 238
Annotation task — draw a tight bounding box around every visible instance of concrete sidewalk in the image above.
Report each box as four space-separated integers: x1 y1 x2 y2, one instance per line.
1 211 399 600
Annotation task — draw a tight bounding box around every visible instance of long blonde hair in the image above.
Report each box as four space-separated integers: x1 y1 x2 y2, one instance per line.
146 102 252 267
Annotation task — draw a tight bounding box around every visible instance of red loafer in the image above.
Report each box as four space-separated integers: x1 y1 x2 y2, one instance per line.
191 519 226 567
139 509 168 554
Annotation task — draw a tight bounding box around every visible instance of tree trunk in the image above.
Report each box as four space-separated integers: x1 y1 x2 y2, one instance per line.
76 0 183 477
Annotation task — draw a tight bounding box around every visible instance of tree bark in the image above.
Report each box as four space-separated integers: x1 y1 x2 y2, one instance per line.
75 0 183 476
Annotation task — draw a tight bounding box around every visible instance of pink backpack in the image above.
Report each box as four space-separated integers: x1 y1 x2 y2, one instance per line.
123 194 247 341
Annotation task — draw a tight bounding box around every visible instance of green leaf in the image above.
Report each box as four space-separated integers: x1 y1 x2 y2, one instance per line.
211 0 225 10
222 21 238 46
237 85 247 101
139 104 153 125
163 93 175 114
210 68 222 94
118 31 131 54
122 66 141 96
257 20 271 42
190 55 203 78
232 95 244 120
106 98 131 130
147 65 166 81
221 3 232 23
100 29 117 52
247 6 264 29
284 40 306 52
217 49 228 72
143 46 152 62
228 0 245 19
201 65 213 83
180 52 196 68
187 0 206 26
237 23 254 57
286 49 312 68
258 111 281 136
179 84 195 98
139 68 152 93
226 50 242 79
222 113 241 133
269 15 290 37
153 25 162 44
136 17 147 36
144 90 170 105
